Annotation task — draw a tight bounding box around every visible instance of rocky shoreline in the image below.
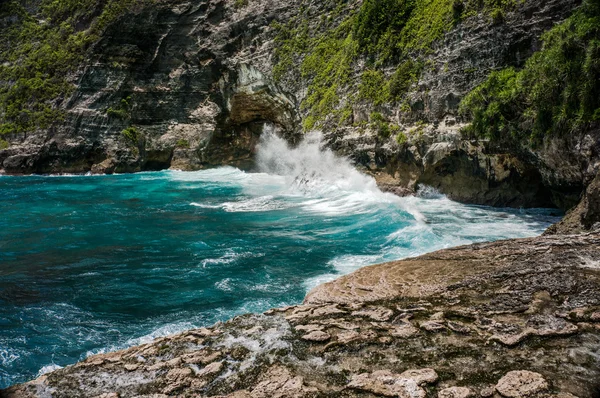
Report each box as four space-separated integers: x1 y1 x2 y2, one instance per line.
3 232 599 398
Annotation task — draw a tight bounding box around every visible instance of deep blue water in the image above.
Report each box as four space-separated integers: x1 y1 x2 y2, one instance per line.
0 133 561 388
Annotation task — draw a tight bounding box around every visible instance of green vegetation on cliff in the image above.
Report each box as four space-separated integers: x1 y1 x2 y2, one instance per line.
460 0 600 142
274 0 518 130
0 0 154 137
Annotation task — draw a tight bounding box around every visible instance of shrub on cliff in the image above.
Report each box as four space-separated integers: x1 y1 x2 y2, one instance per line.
353 0 415 60
460 0 600 142
274 0 513 130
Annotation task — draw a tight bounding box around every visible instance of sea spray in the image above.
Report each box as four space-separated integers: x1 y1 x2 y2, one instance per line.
256 127 379 195
253 127 426 221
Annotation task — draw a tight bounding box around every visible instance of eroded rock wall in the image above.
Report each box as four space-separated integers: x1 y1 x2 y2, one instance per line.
0 0 301 175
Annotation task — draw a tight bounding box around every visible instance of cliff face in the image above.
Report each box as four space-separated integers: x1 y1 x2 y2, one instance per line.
545 172 600 235
1 0 598 214
4 232 600 397
0 0 301 175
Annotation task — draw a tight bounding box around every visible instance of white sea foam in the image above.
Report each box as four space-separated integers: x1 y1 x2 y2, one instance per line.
416 185 444 199
85 321 198 358
328 254 383 274
251 128 425 220
200 249 264 269
303 273 339 291
217 315 292 372
0 348 20 366
190 202 222 209
302 254 388 291
256 129 376 195
183 128 424 220
221 196 290 212
215 278 234 291
37 363 63 377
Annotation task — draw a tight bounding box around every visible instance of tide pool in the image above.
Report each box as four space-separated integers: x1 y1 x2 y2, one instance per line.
0 133 560 388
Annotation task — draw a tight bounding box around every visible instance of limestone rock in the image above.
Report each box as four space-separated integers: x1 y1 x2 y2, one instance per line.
352 306 394 321
399 368 439 385
301 330 331 342
91 158 117 175
495 370 549 397
390 322 419 338
251 366 317 398
294 324 323 333
438 386 473 398
479 386 495 397
546 172 600 235
348 370 427 398
420 320 446 332
195 361 224 377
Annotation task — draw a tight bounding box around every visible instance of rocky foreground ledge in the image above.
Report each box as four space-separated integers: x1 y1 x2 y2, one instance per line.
3 233 600 398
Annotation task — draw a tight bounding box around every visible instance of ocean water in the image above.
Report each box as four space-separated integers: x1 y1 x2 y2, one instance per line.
0 132 561 388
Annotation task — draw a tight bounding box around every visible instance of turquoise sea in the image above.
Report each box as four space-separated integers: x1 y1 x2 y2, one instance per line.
0 133 561 388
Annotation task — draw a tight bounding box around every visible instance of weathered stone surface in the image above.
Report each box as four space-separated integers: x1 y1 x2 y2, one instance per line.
348 371 426 398
301 330 331 342
250 366 317 398
438 386 473 398
351 306 394 321
399 368 439 385
495 370 549 397
546 172 600 235
420 320 446 332
305 233 600 305
390 322 419 338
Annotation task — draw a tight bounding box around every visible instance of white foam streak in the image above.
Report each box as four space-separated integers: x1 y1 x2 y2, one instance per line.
221 196 289 212
0 348 20 367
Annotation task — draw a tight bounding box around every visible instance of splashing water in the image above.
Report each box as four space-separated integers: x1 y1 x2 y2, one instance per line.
257 130 379 194
255 129 425 221
0 128 560 388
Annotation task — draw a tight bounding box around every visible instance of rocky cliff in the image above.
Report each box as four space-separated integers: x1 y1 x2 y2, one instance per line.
3 232 600 397
0 0 301 175
1 0 599 214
